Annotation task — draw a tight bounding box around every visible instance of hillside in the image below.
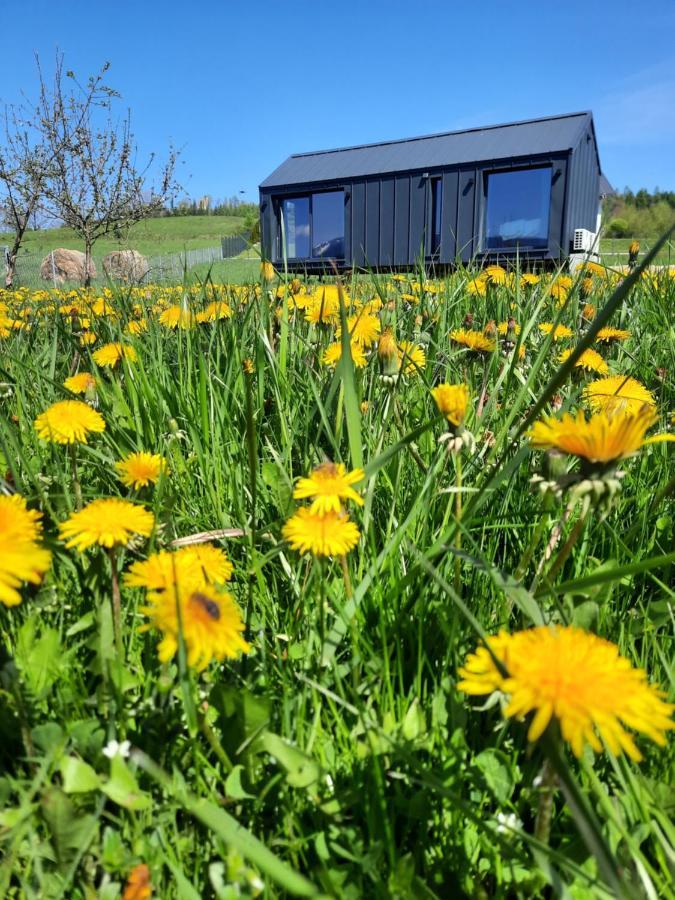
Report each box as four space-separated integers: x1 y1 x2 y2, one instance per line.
0 214 250 259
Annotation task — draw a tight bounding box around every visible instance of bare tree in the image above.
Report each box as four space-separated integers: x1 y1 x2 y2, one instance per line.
34 55 179 286
0 104 50 288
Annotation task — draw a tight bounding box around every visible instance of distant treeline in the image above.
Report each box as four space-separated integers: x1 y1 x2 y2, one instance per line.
156 198 259 218
604 188 675 238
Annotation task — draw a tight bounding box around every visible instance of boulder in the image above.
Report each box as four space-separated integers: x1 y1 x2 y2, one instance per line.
102 250 149 283
40 248 97 285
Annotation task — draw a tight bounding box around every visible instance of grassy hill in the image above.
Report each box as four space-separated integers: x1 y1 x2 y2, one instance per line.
0 214 250 259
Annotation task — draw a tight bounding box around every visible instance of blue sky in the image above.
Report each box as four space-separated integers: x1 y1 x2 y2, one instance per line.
3 0 674 200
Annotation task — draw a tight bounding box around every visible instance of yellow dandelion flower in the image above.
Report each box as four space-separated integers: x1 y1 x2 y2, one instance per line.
0 495 52 607
92 342 138 368
520 273 540 287
304 285 344 324
293 462 364 515
583 375 656 416
431 383 469 426
538 322 573 341
338 313 381 347
458 626 674 761
581 303 596 322
582 261 607 277
450 328 496 353
528 406 658 464
321 341 368 369
497 321 521 336
80 331 97 347
558 347 609 374
196 300 233 323
63 372 96 395
466 277 487 297
141 582 249 670
125 543 233 594
122 864 152 900
126 318 148 335
34 400 105 444
397 340 426 375
261 261 276 281
595 327 631 344
115 451 169 489
484 265 507 285
159 305 196 330
59 499 154 551
282 508 360 556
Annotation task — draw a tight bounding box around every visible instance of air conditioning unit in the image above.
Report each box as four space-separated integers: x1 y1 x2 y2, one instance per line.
573 228 598 252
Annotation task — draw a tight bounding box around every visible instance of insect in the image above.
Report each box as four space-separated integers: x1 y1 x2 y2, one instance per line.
191 592 221 620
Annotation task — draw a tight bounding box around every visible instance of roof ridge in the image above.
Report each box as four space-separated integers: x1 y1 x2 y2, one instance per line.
289 111 592 159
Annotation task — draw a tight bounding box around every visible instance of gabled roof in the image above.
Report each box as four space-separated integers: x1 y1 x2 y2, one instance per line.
260 111 595 189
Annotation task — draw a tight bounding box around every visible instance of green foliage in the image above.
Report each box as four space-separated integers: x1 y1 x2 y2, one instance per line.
0 253 674 898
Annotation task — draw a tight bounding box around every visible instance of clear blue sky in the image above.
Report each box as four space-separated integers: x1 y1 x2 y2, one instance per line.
3 0 674 200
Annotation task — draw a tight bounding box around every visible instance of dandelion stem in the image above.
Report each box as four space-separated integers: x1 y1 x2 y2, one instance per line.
534 757 557 845
339 554 352 599
546 501 590 584
454 454 463 596
70 444 83 510
108 546 123 662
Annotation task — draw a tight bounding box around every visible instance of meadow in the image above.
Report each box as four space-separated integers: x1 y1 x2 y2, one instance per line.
0 250 674 898
0 215 251 260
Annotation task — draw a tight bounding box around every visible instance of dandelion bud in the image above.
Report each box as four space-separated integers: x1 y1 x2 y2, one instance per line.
242 358 254 375
378 328 399 376
628 241 640 268
463 313 474 330
581 302 596 323
580 277 594 298
484 320 497 338
260 261 275 282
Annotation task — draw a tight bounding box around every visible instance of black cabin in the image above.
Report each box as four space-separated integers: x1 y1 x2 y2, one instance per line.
259 111 610 271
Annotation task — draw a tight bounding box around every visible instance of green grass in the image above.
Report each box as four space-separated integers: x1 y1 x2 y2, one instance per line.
0 215 250 259
0 255 674 898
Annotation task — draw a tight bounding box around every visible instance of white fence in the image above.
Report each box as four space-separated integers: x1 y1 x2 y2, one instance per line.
3 240 256 288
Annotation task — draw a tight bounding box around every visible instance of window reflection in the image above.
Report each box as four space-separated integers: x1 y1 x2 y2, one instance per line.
280 191 344 260
282 197 310 258
485 168 551 250
312 191 344 259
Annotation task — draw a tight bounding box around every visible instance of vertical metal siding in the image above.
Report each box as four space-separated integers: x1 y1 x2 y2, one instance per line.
260 192 273 260
457 170 476 262
564 130 600 250
344 187 352 265
394 175 410 265
409 174 427 263
379 177 395 266
351 182 366 266
365 180 380 265
440 171 458 263
548 161 567 257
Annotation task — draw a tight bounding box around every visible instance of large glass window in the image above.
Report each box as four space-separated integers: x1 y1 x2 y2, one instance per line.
485 167 551 250
312 191 345 258
280 191 344 260
281 197 310 259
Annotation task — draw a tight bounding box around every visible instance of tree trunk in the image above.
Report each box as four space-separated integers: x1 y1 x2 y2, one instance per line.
4 250 16 289
84 240 93 287
4 234 22 289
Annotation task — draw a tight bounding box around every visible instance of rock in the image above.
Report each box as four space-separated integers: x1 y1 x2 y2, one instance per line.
102 250 149 283
40 249 97 285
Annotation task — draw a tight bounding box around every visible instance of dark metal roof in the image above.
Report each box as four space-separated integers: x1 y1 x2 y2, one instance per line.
260 111 594 189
